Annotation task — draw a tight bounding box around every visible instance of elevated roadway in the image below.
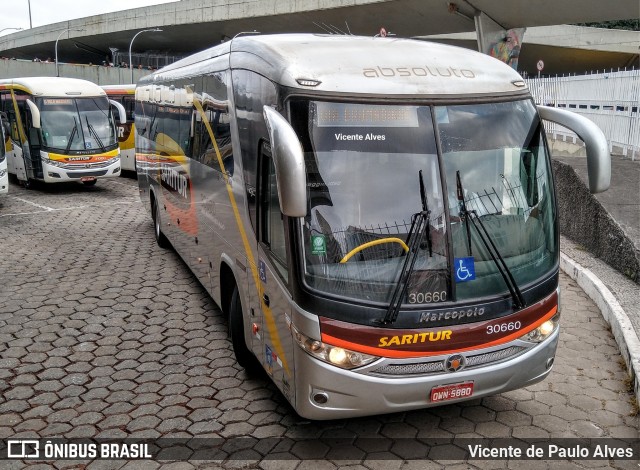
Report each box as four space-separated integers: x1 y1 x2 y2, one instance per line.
426 25 640 75
0 0 638 75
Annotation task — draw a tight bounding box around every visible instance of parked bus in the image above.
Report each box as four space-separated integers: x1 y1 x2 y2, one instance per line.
102 84 137 172
136 34 610 419
0 112 8 195
0 77 126 187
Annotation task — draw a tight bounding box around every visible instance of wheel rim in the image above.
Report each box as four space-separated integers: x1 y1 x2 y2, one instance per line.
154 202 161 239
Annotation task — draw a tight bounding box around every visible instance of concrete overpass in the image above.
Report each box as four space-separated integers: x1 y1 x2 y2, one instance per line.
426 25 640 76
0 0 638 72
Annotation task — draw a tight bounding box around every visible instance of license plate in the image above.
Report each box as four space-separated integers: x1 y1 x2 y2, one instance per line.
430 382 474 402
80 176 96 182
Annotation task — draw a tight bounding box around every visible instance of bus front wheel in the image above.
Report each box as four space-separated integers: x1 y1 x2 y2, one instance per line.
229 286 257 371
152 197 170 249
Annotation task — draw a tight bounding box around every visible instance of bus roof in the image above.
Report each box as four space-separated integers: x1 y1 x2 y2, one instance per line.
101 84 135 95
144 34 528 98
0 77 107 98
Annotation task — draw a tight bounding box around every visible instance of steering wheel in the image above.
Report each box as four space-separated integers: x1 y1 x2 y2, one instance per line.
339 237 409 263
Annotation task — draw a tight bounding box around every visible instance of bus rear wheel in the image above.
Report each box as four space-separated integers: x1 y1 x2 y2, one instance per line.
229 286 257 371
152 197 170 249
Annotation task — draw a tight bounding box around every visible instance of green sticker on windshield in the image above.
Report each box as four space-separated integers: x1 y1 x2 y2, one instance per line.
311 235 326 255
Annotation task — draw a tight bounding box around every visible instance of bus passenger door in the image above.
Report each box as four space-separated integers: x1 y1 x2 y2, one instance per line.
256 144 295 403
24 109 43 180
4 102 28 182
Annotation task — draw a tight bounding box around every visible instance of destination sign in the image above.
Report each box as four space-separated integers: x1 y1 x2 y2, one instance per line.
42 99 73 105
315 102 419 128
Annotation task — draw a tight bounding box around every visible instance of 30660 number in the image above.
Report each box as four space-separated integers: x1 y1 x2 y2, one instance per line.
486 321 521 335
408 291 447 304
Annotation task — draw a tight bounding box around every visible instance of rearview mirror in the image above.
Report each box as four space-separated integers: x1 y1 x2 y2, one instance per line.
109 99 127 125
26 99 40 129
537 106 610 193
263 106 307 217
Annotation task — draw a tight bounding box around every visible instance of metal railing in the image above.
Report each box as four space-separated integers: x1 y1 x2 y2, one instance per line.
111 51 185 70
526 69 640 160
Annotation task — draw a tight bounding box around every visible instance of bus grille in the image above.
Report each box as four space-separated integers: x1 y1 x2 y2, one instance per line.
373 361 445 376
466 346 527 367
368 346 527 377
57 160 114 170
65 170 109 178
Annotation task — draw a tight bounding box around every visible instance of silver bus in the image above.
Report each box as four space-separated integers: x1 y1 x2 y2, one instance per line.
135 34 610 419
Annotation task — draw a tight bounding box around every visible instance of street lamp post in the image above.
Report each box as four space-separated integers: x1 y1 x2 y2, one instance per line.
129 28 162 83
0 27 24 35
55 28 85 77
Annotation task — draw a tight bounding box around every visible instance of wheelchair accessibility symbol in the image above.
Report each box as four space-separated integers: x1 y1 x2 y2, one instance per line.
454 257 476 282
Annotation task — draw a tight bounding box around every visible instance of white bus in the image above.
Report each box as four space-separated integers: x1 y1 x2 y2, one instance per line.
136 34 610 419
0 111 8 195
0 77 126 187
102 84 137 172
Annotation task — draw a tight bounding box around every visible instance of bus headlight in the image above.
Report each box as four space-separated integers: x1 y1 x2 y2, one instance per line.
42 156 64 168
291 325 379 370
521 312 560 343
0 169 6 178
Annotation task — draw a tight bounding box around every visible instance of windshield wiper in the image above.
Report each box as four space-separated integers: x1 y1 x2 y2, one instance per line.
65 118 78 153
85 116 106 152
380 170 432 325
456 170 526 310
456 171 473 256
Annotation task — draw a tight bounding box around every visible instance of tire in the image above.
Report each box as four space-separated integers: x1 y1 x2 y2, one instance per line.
152 197 170 249
21 178 32 189
229 286 257 370
82 180 97 187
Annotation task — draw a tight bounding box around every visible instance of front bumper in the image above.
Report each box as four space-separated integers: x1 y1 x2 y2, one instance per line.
42 158 121 183
293 330 559 420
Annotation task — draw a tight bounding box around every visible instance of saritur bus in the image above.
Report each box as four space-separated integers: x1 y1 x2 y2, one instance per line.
135 34 610 419
0 77 126 187
102 84 137 172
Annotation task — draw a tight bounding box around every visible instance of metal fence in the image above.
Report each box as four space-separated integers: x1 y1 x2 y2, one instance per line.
111 51 186 70
526 69 640 160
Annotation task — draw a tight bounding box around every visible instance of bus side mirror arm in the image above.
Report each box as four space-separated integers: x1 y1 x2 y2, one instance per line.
263 106 307 217
109 99 127 124
26 99 41 129
537 105 610 193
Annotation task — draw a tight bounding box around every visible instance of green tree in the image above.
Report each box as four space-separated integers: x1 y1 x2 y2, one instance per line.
574 19 639 31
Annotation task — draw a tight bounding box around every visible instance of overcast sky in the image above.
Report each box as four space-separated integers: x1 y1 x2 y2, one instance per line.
0 0 177 35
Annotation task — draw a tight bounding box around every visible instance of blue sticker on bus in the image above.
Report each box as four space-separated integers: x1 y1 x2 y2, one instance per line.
265 345 273 366
454 257 476 282
259 259 267 283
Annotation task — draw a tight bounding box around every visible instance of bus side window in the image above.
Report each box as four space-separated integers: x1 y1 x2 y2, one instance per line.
0 93 19 142
259 144 288 281
123 96 135 121
0 111 9 141
9 113 20 141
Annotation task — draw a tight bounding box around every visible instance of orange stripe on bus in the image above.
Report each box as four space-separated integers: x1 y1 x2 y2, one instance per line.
321 306 558 359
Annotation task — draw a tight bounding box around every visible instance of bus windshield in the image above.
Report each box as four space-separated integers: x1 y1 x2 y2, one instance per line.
296 99 557 307
37 97 117 152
